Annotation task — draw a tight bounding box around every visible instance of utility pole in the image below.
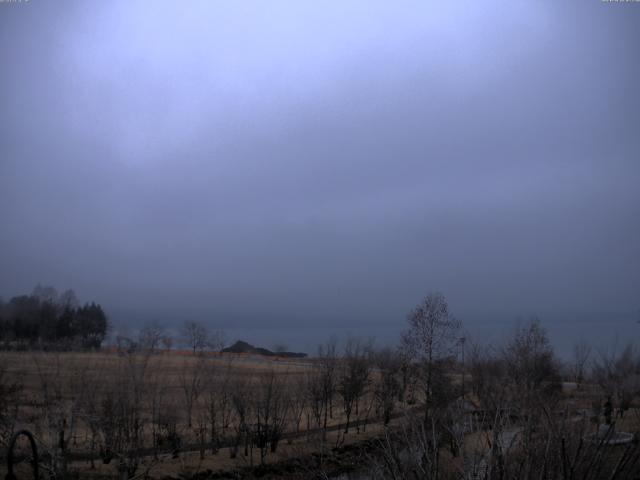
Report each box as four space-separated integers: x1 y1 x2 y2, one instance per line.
458 336 466 401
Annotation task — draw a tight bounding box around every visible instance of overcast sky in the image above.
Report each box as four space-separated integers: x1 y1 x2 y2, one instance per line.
1 1 639 352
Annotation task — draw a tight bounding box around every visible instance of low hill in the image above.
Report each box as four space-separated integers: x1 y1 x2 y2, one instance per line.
222 340 307 358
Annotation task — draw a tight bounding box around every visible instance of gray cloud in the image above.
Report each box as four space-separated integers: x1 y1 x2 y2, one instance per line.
1 0 639 353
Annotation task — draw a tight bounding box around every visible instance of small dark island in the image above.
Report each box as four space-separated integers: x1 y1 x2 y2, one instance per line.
222 340 307 358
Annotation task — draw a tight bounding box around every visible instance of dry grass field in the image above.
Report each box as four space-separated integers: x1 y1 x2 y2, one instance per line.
0 349 406 479
2 347 640 479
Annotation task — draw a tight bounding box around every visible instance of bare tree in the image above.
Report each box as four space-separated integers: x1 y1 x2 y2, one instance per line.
288 373 308 436
156 396 181 460
373 347 402 425
503 318 561 414
77 358 110 469
179 356 206 428
203 359 222 454
337 337 372 433
369 409 449 480
251 369 290 463
182 320 209 354
370 330 640 480
115 333 138 354
501 320 563 477
401 292 460 424
317 336 338 437
138 320 165 353
468 342 514 478
571 338 592 385
161 334 174 352
98 351 156 479
305 368 325 431
593 343 640 419
230 376 251 460
31 352 98 479
215 359 236 442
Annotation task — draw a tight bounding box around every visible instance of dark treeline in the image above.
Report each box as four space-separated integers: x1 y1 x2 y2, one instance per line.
0 285 108 350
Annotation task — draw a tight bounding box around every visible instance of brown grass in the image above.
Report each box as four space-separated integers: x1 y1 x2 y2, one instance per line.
0 350 395 479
